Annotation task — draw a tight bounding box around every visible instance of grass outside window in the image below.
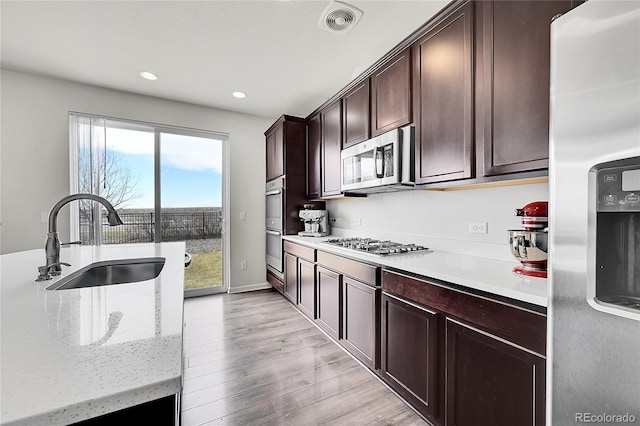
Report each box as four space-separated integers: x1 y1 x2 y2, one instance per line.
184 250 222 290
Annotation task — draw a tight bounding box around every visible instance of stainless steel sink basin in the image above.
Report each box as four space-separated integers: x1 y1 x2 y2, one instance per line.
46 257 166 290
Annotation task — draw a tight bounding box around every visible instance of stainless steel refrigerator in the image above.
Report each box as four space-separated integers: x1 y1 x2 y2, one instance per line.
549 0 640 424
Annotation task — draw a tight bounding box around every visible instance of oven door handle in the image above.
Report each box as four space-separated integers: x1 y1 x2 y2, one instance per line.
265 189 282 196
266 230 282 236
375 147 384 178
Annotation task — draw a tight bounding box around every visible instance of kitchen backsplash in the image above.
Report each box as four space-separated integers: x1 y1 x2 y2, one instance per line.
326 182 549 262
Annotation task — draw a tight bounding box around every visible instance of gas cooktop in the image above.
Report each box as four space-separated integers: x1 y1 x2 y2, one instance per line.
322 237 428 255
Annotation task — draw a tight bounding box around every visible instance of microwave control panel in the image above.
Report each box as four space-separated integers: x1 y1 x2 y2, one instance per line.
596 159 640 212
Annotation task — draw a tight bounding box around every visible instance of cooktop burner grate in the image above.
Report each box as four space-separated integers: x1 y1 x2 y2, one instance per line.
322 237 428 255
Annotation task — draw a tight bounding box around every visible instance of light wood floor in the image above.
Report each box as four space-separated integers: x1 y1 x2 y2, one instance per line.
180 289 428 426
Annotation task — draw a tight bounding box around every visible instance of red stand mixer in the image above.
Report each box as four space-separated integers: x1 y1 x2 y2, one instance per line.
508 201 548 278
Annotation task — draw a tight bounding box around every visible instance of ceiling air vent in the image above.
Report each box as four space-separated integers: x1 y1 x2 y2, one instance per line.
318 1 363 34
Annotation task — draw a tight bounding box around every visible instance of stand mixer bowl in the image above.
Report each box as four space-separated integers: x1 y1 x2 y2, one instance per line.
509 229 548 277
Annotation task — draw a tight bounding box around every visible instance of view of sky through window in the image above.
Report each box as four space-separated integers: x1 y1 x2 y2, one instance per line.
105 128 222 209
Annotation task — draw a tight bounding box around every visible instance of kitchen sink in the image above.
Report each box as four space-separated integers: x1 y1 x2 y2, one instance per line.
46 257 166 290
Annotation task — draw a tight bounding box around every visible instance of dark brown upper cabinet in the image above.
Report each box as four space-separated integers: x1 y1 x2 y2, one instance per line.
265 123 284 181
306 113 322 200
342 81 370 149
321 100 342 197
265 115 306 183
413 1 474 184
478 0 577 177
371 48 412 137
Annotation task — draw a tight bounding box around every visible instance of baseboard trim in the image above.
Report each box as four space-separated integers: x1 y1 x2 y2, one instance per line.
227 282 273 294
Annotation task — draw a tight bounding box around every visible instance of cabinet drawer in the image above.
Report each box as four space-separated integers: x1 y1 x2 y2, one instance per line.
317 250 379 285
267 271 284 294
382 270 546 356
283 241 316 262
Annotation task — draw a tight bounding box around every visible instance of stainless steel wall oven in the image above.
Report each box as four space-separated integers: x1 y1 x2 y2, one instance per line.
265 177 285 274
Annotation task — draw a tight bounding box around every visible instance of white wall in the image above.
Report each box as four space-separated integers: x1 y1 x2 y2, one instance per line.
0 70 275 291
327 182 549 262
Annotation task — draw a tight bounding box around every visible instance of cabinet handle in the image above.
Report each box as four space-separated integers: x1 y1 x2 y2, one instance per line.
266 230 281 236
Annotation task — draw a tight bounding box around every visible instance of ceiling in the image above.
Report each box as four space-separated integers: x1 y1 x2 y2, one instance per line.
0 0 449 119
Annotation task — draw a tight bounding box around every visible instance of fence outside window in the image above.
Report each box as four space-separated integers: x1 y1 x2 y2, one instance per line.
79 209 223 245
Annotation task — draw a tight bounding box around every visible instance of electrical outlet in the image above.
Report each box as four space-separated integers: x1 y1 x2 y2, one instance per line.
355 217 362 226
240 211 246 221
468 222 488 234
240 260 247 270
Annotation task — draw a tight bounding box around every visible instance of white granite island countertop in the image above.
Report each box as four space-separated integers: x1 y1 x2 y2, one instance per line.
0 242 185 425
283 235 547 308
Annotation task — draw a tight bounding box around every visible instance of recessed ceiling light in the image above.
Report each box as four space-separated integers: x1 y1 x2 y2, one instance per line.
233 91 247 99
140 71 158 81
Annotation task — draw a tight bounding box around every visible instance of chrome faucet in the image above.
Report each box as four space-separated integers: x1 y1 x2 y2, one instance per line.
38 194 123 280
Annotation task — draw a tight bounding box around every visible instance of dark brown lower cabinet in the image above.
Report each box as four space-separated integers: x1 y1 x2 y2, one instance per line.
381 294 442 425
445 319 545 426
279 247 547 426
283 253 298 304
342 277 380 370
298 258 316 319
382 269 546 426
316 266 341 340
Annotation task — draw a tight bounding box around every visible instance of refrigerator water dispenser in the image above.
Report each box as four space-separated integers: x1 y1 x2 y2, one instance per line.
589 156 640 320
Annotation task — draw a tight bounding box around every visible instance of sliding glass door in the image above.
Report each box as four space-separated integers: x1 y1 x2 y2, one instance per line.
160 131 225 296
69 113 228 296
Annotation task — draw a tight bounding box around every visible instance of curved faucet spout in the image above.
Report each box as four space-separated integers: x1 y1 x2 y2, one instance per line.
48 193 123 234
41 194 123 278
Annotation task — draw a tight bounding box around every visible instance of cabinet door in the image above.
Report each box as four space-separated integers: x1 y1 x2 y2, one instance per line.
446 319 545 426
371 48 412 137
273 124 284 178
266 124 284 181
342 81 370 148
480 0 576 176
283 253 298 304
413 1 473 184
342 277 380 370
316 266 341 340
321 100 342 197
381 294 442 424
298 258 316 319
266 129 276 181
306 113 322 200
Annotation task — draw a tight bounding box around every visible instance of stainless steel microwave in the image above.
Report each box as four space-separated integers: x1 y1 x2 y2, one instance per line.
340 125 415 194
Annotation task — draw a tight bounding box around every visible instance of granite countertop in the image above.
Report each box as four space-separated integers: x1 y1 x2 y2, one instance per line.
0 242 185 425
283 235 547 307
